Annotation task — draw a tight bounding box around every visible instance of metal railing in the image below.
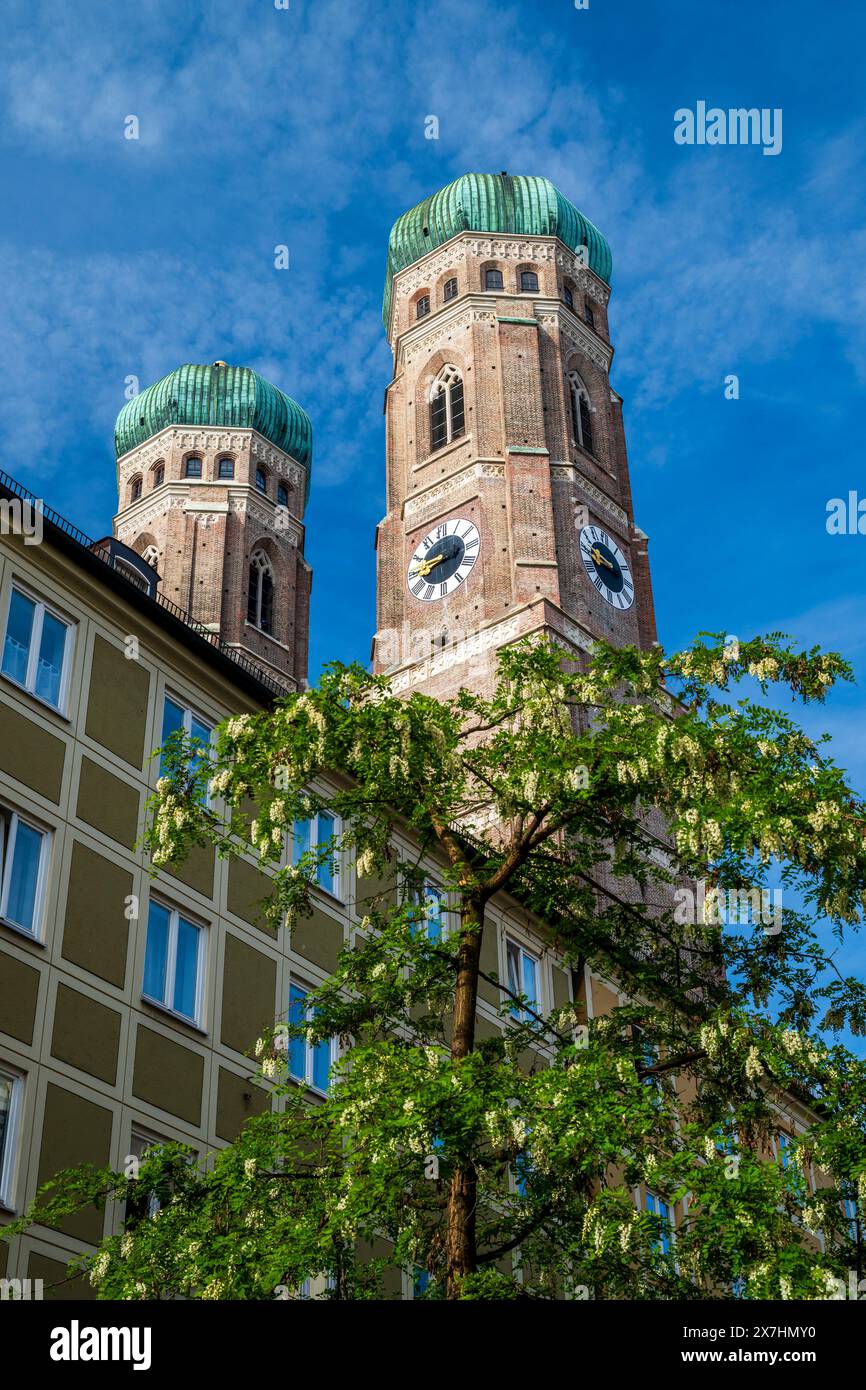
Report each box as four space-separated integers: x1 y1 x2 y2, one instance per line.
0 468 291 699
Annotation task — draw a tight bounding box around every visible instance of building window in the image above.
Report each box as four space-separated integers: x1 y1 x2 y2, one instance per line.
0 1070 22 1208
143 898 206 1026
160 695 213 802
563 285 574 310
411 1267 431 1299
247 549 274 635
645 1191 673 1255
443 277 458 303
841 1187 859 1242
217 458 235 480
184 457 202 479
124 1130 168 1224
0 805 47 939
584 301 595 330
277 482 289 509
485 268 504 290
1 585 73 710
152 464 164 488
114 558 149 592
288 979 337 1093
416 295 430 319
412 881 446 942
292 811 341 898
567 371 594 456
255 466 267 494
130 477 143 502
429 365 465 451
506 938 539 1020
520 270 538 293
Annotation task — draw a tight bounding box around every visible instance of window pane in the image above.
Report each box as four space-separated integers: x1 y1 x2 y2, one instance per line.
292 819 311 868
35 610 67 706
449 379 465 439
0 1075 12 1168
288 984 307 1080
506 941 521 1015
160 697 186 778
173 917 200 1019
312 1038 331 1092
6 820 42 932
425 887 443 942
521 951 538 1010
143 901 171 1004
431 389 448 450
316 812 336 893
2 590 35 685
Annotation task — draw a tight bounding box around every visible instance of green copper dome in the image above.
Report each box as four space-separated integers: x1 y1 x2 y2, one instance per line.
115 363 313 496
383 173 612 327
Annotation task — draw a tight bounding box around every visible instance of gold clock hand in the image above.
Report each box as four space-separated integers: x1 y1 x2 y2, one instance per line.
590 546 615 571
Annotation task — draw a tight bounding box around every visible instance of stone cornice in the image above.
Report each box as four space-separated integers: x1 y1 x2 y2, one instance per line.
389 232 610 344
116 425 306 491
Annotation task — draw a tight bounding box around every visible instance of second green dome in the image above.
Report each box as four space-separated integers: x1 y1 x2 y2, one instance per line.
383 173 612 327
115 363 313 499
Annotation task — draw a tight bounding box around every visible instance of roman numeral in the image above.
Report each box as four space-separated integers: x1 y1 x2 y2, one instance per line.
439 583 448 598
410 580 425 597
594 576 604 591
464 538 479 550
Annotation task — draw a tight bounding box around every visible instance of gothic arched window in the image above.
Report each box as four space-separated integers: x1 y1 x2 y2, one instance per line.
152 463 165 488
568 372 594 456
247 549 274 634
130 476 142 502
429 366 465 452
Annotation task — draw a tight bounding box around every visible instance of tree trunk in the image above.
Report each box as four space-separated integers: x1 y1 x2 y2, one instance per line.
445 897 484 1297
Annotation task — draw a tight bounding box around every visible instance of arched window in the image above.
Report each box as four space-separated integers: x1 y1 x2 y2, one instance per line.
184 457 202 478
568 372 594 456
247 549 274 634
130 477 142 502
277 482 289 509
255 466 267 494
429 366 465 452
485 268 504 290
584 301 595 330
443 277 458 303
563 285 574 310
152 464 164 488
520 270 538 293
218 457 235 480
142 544 160 569
416 295 430 320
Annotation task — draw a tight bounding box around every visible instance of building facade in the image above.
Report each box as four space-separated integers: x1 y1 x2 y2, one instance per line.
0 174 825 1299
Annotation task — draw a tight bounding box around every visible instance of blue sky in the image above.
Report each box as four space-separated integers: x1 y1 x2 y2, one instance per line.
2 0 865 1023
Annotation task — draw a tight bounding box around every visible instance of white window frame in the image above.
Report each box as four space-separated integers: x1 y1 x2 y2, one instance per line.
126 1127 169 1221
0 1068 23 1209
292 810 343 901
645 1189 675 1256
1 582 75 714
504 933 542 1021
0 803 50 939
160 692 215 805
287 976 339 1095
142 895 207 1028
410 877 449 942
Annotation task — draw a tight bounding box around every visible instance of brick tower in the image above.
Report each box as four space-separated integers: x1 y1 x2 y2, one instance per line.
112 361 313 689
373 173 656 699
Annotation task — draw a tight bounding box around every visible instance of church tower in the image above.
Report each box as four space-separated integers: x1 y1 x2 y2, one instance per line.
112 362 313 689
373 173 656 699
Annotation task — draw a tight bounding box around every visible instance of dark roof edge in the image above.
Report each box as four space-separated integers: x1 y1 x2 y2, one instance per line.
0 470 285 708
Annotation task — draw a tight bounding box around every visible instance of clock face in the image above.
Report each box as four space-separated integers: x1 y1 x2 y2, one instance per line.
407 518 481 601
579 524 635 610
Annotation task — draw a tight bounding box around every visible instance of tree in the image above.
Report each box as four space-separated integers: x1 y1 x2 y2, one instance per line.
8 634 866 1300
